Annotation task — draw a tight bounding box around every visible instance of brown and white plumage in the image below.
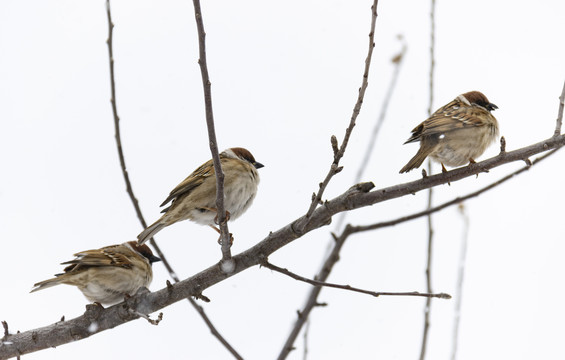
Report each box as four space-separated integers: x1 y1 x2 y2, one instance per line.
399 91 499 173
137 147 264 245
31 241 161 305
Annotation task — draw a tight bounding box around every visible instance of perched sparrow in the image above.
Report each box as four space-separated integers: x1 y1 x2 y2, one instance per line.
137 147 264 245
31 241 161 305
399 91 499 173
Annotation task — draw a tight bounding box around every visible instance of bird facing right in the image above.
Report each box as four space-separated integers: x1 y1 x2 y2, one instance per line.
399 91 499 173
31 241 161 305
137 147 263 245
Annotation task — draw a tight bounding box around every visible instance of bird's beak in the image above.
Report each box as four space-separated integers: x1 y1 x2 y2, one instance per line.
254 162 264 169
487 103 498 111
149 255 162 264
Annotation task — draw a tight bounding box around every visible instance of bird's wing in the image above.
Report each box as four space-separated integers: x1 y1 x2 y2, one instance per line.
159 158 214 208
405 101 488 143
61 244 133 270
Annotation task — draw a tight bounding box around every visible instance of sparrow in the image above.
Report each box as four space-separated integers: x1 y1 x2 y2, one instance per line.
399 90 499 173
31 241 161 305
137 147 264 245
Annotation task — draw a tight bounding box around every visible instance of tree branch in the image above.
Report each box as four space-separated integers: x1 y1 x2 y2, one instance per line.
262 261 451 299
420 1 437 357
299 0 379 228
354 36 407 185
105 0 178 286
554 79 565 137
349 146 560 233
450 203 469 360
191 0 233 265
278 3 380 355
2 133 564 359
104 2 242 359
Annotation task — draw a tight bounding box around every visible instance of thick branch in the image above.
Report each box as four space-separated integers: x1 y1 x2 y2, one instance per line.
2 134 564 359
350 147 560 233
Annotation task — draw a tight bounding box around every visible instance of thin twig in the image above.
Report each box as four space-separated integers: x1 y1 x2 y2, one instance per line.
105 0 176 283
299 31 404 357
554 79 565 137
263 262 451 299
353 36 407 184
276 227 352 360
421 163 434 360
105 2 242 359
191 0 233 264
187 297 244 360
298 0 379 231
331 34 406 260
278 2 380 357
451 204 469 360
420 1 436 358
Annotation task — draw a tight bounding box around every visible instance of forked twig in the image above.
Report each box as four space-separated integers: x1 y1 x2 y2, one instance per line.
298 0 380 231
277 3 380 357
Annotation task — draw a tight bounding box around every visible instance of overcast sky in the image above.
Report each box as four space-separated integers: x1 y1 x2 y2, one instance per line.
1 1 565 359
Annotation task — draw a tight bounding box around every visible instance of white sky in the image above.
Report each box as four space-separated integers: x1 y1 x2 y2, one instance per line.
1 1 565 359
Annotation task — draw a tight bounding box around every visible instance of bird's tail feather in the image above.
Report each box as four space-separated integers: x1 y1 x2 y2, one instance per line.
30 277 62 293
137 221 166 245
399 148 429 173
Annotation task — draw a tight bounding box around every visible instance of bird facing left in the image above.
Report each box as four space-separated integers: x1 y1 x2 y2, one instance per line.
31 241 161 305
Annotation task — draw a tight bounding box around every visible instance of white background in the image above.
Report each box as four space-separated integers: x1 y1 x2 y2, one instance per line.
1 0 565 359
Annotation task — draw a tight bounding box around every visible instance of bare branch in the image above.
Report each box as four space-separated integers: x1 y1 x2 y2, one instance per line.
554 79 565 137
420 166 434 360
276 133 565 359
451 203 470 360
191 0 233 264
353 35 407 184
277 224 353 360
2 133 564 359
350 147 561 233
105 0 177 281
299 0 380 229
188 298 244 360
104 2 242 358
421 2 437 356
263 262 451 299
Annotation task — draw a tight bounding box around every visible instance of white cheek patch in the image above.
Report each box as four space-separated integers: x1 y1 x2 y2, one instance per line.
457 94 471 106
439 134 445 140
